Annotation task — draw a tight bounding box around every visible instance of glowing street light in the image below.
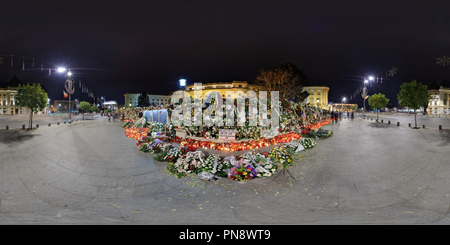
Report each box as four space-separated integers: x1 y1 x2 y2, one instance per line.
179 78 186 101
368 76 374 81
57 67 66 73
179 78 186 87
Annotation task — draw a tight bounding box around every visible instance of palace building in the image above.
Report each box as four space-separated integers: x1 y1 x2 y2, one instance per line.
126 81 331 110
302 86 330 110
0 76 49 115
178 81 257 99
428 80 450 115
174 81 329 106
124 92 171 108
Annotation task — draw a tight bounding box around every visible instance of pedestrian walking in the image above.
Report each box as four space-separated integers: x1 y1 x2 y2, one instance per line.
108 113 110 122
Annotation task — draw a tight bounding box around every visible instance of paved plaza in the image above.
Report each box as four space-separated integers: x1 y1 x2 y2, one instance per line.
0 115 449 224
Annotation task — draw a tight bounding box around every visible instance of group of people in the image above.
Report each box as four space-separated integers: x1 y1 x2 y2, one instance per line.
331 111 354 120
101 112 122 122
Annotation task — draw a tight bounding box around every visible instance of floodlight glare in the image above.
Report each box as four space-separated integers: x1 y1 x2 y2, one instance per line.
368 76 374 81
57 67 66 73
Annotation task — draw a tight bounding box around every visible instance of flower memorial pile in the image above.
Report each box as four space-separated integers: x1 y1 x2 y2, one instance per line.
134 116 147 128
122 96 335 182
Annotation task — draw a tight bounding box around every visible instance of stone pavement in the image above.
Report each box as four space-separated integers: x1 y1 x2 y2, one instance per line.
0 116 449 224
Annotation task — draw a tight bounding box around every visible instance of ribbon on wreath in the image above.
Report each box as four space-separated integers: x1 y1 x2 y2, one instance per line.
244 152 271 175
212 155 218 174
193 151 205 164
163 144 180 161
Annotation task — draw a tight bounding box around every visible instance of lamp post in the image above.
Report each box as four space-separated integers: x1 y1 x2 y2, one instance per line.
179 78 186 102
342 97 346 112
59 67 75 123
362 79 368 115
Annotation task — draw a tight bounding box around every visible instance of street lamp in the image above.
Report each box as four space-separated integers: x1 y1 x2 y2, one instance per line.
59 68 75 123
57 67 66 73
342 97 346 112
179 78 186 102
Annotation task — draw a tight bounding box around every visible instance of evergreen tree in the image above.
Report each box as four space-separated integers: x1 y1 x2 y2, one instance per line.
137 91 150 107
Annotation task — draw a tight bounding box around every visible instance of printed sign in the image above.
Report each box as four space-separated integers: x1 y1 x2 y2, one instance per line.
175 128 187 139
218 129 236 140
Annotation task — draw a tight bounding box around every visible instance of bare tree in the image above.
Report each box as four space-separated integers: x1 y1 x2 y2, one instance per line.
253 63 309 102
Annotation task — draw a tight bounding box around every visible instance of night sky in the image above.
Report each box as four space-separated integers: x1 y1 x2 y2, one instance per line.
1 0 450 107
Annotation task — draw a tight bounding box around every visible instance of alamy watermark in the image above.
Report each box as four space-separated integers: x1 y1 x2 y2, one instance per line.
170 83 280 137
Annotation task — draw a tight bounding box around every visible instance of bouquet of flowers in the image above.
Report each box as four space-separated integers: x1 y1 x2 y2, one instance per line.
284 140 305 153
314 128 333 139
135 116 147 128
198 154 230 177
163 147 184 164
299 137 316 149
148 121 164 133
138 142 151 153
269 146 294 168
252 152 278 178
238 152 278 178
166 151 205 179
147 139 167 154
122 121 133 128
229 158 258 182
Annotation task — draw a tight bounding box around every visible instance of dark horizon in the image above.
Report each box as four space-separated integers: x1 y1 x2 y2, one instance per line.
1 1 450 107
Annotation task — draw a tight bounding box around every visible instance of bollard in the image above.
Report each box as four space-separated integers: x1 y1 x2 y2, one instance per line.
57 122 60 125
388 121 390 124
397 122 400 126
6 125 8 130
22 124 25 129
64 121 66 124
439 125 442 130
423 124 425 128
408 123 411 127
48 123 51 126
36 123 39 128
381 120 383 123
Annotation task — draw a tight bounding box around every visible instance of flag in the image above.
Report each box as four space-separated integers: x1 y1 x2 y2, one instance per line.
63 90 68 98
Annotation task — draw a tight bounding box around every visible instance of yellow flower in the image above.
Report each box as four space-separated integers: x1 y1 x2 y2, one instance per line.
243 172 247 175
